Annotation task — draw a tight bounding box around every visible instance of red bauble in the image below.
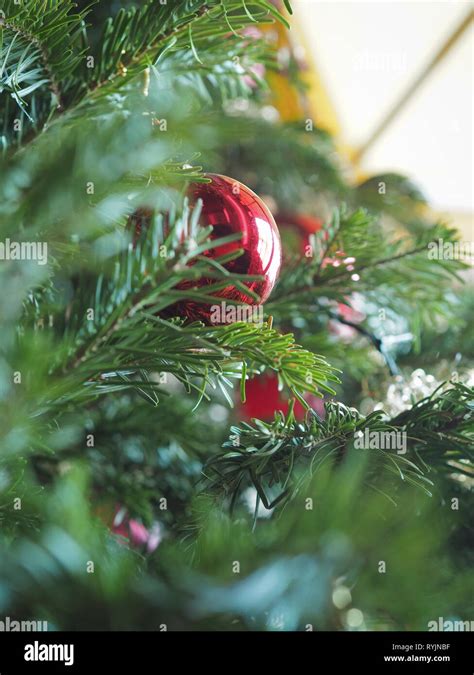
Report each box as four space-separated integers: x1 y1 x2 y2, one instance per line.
239 373 325 421
276 212 322 256
179 174 282 322
127 175 281 323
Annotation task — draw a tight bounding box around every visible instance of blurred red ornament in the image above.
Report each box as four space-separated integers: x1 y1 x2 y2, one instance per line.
239 373 325 421
178 174 282 322
111 505 162 554
276 212 323 256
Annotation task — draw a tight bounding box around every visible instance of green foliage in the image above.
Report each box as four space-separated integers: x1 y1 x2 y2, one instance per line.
206 383 473 510
1 461 471 630
0 0 472 633
215 117 346 204
0 0 86 147
270 209 465 313
267 208 468 368
0 0 288 150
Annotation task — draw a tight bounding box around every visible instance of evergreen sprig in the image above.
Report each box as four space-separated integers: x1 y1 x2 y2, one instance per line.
45 317 339 412
267 208 467 333
205 383 473 509
0 0 86 147
84 1 280 94
0 0 290 149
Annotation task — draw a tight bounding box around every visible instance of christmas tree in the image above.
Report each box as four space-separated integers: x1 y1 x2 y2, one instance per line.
0 0 472 637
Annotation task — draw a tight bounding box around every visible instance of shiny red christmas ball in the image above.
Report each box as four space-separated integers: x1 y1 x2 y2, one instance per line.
126 175 281 323
178 174 282 322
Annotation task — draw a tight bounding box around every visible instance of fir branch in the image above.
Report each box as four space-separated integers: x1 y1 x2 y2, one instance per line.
267 208 468 332
81 1 281 108
390 383 474 473
58 200 263 370
0 0 86 146
205 383 473 509
0 1 287 149
0 458 468 631
19 198 338 412
48 316 339 412
85 1 213 95
0 16 64 110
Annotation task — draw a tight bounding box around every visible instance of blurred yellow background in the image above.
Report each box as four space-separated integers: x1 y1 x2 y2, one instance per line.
289 1 473 240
